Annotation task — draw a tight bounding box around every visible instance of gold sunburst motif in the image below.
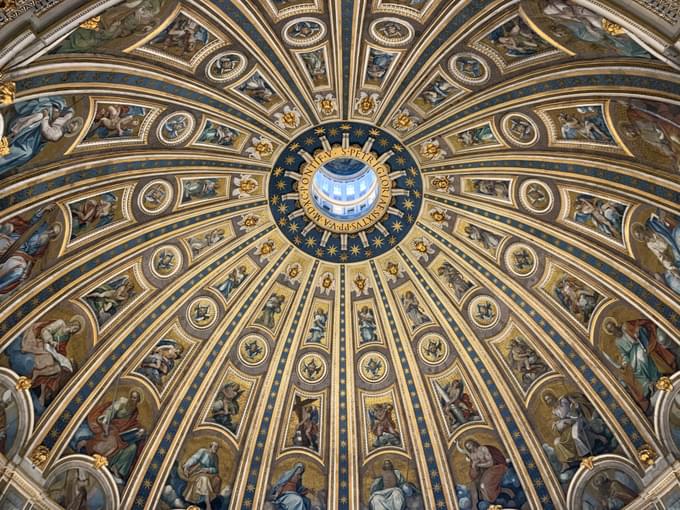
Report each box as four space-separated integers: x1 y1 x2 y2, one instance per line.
15 376 32 390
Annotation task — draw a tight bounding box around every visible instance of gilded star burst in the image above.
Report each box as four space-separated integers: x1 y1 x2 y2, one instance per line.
340 124 351 130
393 144 403 152
285 155 296 165
389 236 398 245
288 222 299 232
277 203 288 214
328 127 338 136
340 253 348 262
378 138 389 147
276 180 286 190
293 235 302 245
316 248 324 257
305 237 317 247
403 199 414 210
354 128 365 137
315 127 326 135
278 218 287 226
392 220 403 232
396 156 406 165
372 237 384 248
327 245 338 256
405 177 415 188
304 137 316 146
408 166 417 176
270 195 280 205
369 128 380 137
350 245 360 255
289 142 300 151
273 166 284 176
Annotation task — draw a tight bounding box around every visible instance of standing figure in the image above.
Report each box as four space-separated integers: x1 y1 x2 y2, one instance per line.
433 379 480 429
189 229 225 256
368 459 419 510
269 463 312 510
437 261 473 299
70 193 117 238
460 440 510 509
183 442 221 510
541 391 609 472
211 382 243 433
292 396 319 451
464 224 501 251
76 390 146 484
306 308 327 344
183 179 217 202
606 318 679 412
554 275 600 325
136 340 183 389
217 265 248 300
634 214 680 295
369 403 401 447
83 275 135 326
7 316 82 409
255 293 285 329
507 337 549 388
0 206 61 296
358 306 378 343
573 195 624 240
401 291 430 328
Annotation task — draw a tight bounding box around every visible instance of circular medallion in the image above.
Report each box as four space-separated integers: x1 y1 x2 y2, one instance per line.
501 113 539 147
358 352 389 383
369 18 414 47
519 179 554 214
269 122 423 262
138 180 174 215
157 111 195 146
206 51 248 82
187 297 219 329
282 18 326 47
150 245 182 278
449 53 490 84
298 353 327 384
505 243 538 277
417 335 448 365
238 335 269 366
468 296 500 329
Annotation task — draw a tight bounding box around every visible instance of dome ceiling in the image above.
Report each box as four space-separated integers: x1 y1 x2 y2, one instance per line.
0 0 680 509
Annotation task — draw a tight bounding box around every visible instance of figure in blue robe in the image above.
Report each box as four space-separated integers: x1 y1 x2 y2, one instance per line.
0 96 80 175
270 463 311 510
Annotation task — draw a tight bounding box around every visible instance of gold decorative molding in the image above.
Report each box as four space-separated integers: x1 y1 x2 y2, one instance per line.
30 446 50 469
581 456 595 470
656 376 673 392
0 79 15 106
79 15 101 30
92 454 109 470
638 445 657 467
15 376 32 391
